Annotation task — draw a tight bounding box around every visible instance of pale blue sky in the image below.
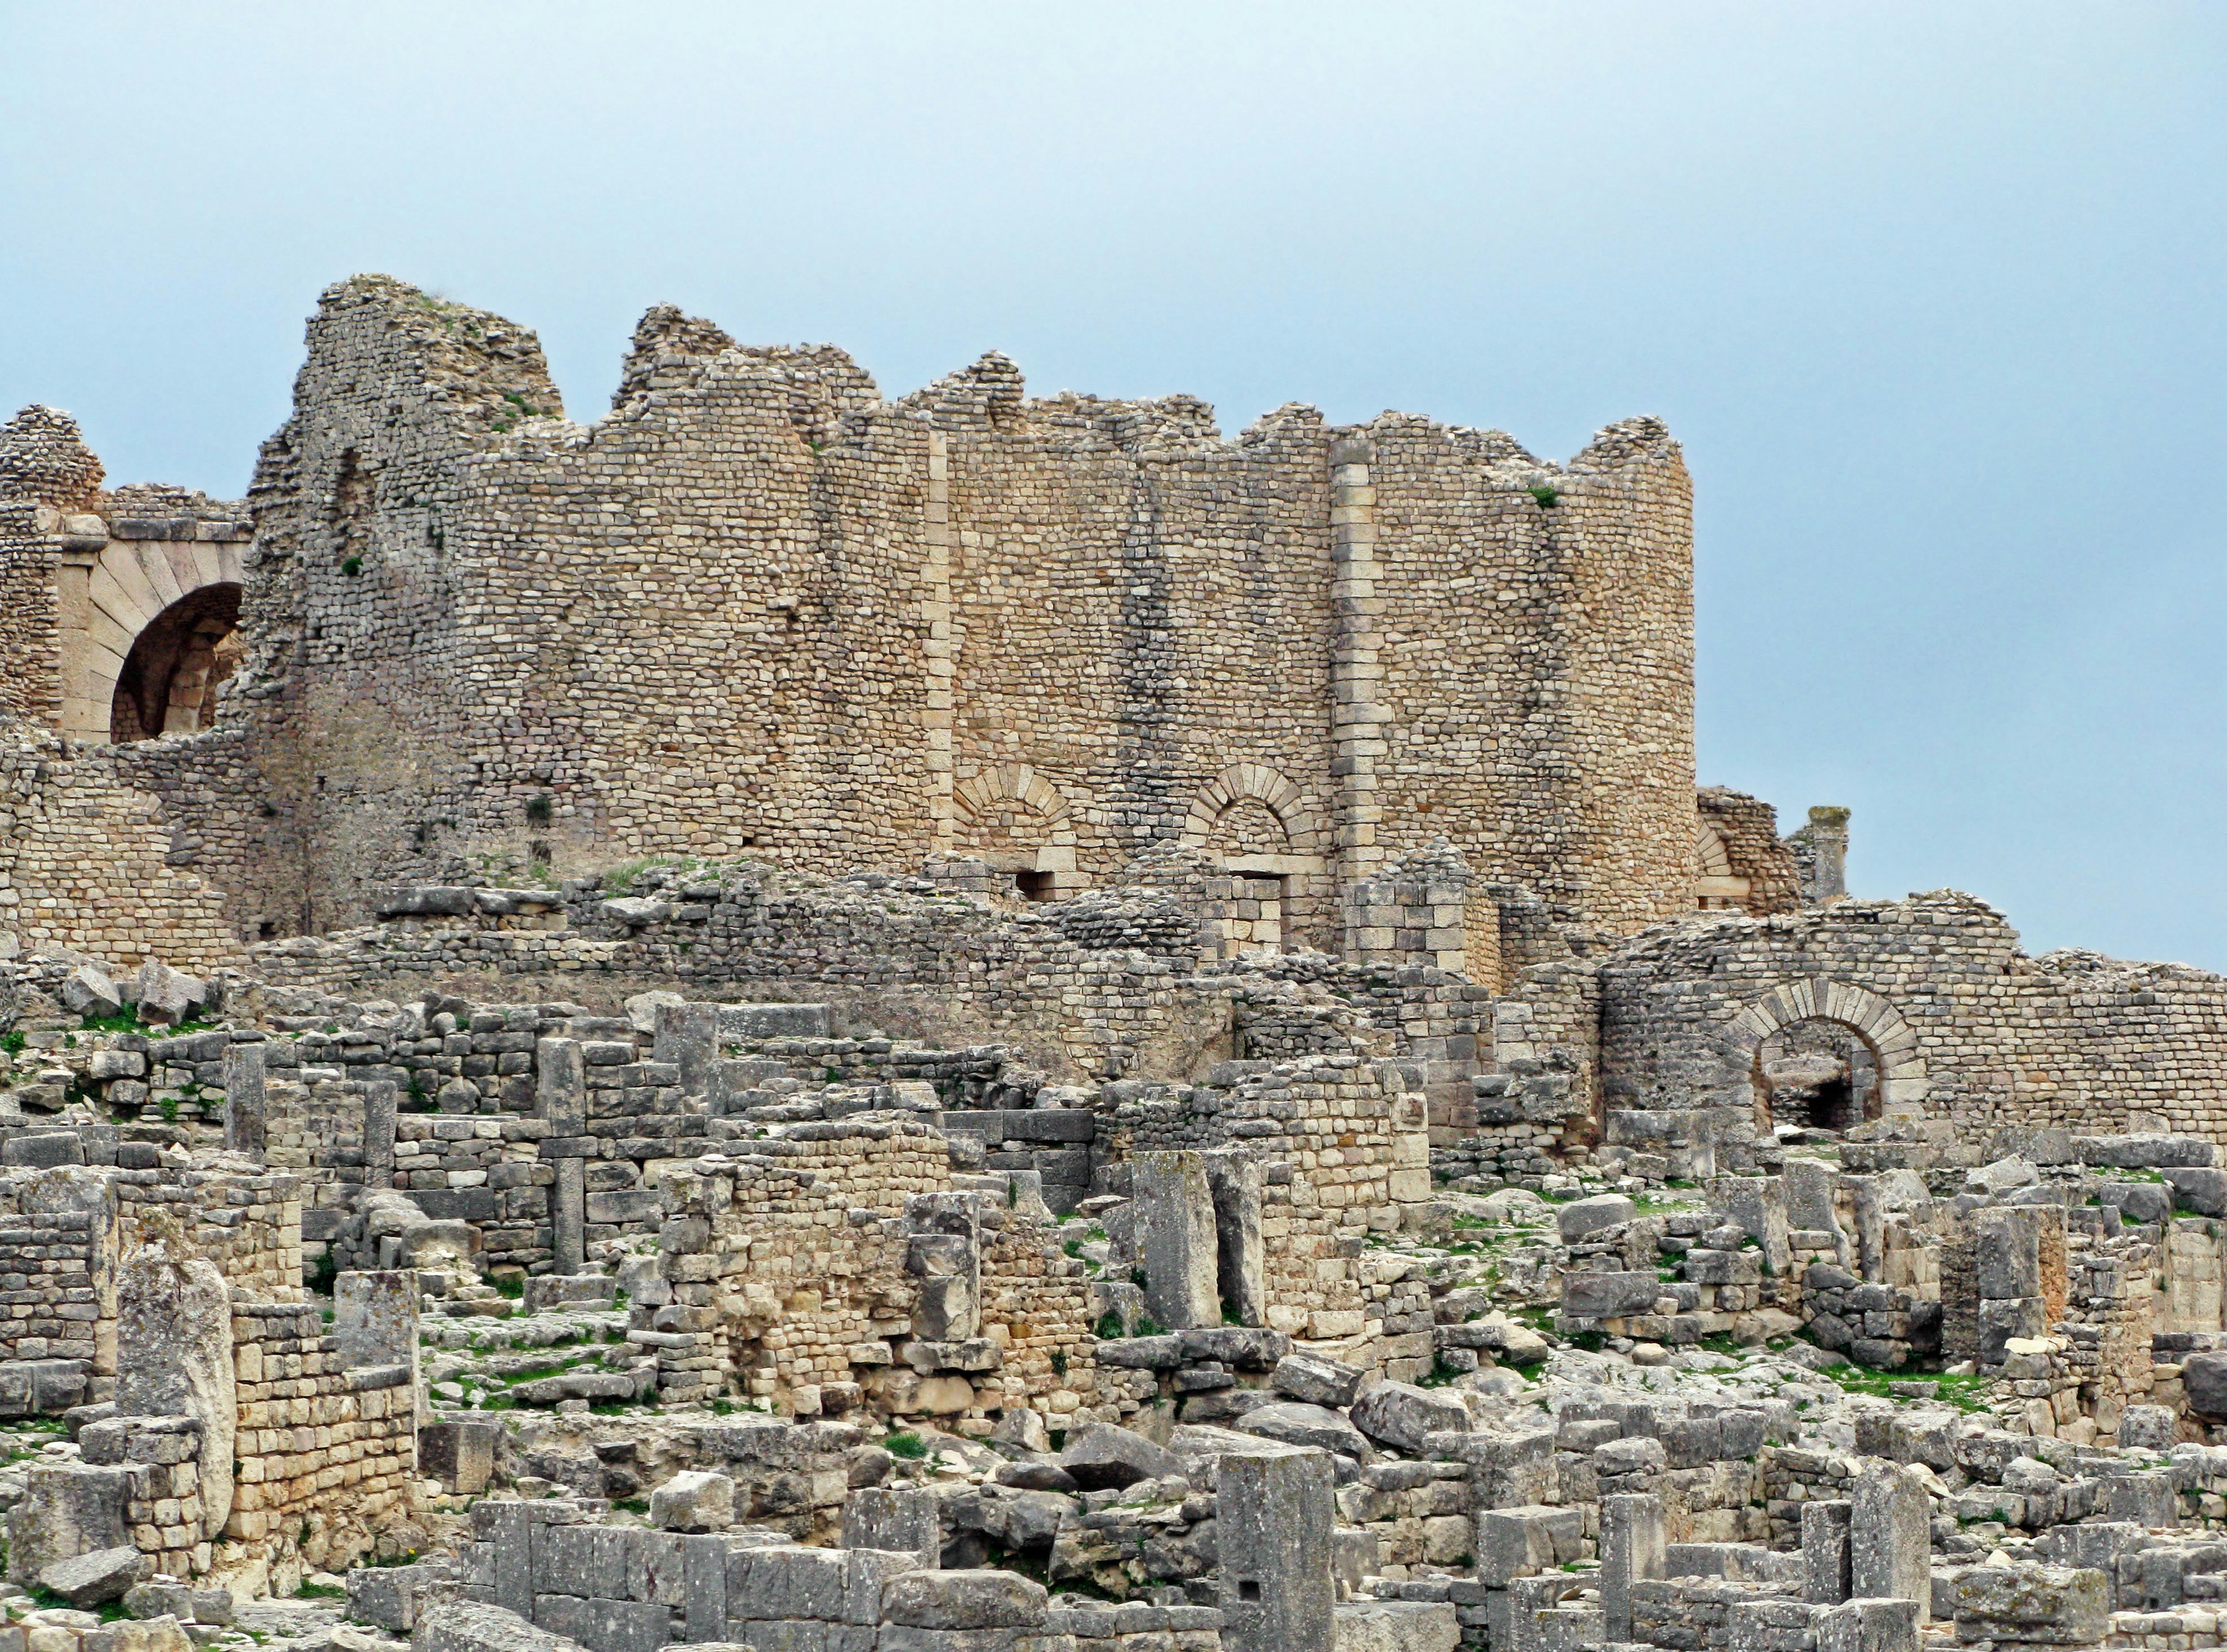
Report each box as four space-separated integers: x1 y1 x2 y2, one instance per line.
5 3 2223 965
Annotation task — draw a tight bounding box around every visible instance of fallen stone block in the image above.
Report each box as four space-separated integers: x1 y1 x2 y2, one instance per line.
651 1470 735 1533
1951 1564 2108 1644
1555 1194 1637 1243
1056 1422 1184 1491
1347 1382 1469 1454
1235 1402 1371 1460
38 1544 147 1607
1273 1352 1364 1409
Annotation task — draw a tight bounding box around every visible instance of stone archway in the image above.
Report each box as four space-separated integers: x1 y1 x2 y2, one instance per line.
1181 764 1326 863
952 764 1078 899
1183 764 1331 956
59 534 248 745
1717 979 1928 1119
110 583 242 741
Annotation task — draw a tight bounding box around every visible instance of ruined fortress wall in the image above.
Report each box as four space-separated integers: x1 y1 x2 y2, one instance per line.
0 723 249 973
197 276 1695 947
1599 891 2227 1140
1366 413 1696 938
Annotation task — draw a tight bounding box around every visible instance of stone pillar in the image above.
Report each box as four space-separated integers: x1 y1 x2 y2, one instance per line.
1601 1493 1665 1643
538 1038 588 1274
843 1486 941 1568
654 1001 719 1102
1219 1444 1334 1652
1851 1462 1931 1619
115 1237 234 1543
1790 806 1850 906
1707 1173 1791 1276
1328 433 1388 955
1136 1152 1220 1331
552 1160 587 1276
906 1195 981 1341
1206 1151 1265 1328
1803 1499 1854 1604
334 1269 421 1404
363 1079 398 1190
221 1039 266 1159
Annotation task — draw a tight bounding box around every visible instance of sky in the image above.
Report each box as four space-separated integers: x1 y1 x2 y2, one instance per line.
3 3 2224 967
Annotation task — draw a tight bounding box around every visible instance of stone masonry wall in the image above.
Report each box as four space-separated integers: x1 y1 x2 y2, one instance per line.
1601 891 2227 1141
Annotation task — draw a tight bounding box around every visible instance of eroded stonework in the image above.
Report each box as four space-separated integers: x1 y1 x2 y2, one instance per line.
1 275 2224 1652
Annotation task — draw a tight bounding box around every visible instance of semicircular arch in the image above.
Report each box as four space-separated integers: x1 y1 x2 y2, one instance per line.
1181 763 1326 861
64 535 247 745
1717 979 1927 1112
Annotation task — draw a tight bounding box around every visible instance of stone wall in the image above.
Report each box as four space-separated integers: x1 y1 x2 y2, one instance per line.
22 275 1694 958
1601 891 2227 1141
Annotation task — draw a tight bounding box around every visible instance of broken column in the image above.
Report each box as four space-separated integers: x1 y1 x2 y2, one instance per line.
537 1037 588 1273
907 1196 981 1342
1219 1444 1334 1652
1136 1151 1218 1331
334 1269 420 1399
1601 1493 1665 1643
221 1039 266 1159
1851 1461 1930 1620
655 1001 719 1101
1206 1150 1265 1327
1804 1499 1854 1604
115 1236 235 1549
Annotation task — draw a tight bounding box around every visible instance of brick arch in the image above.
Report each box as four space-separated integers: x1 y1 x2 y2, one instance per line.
1182 764 1325 859
1718 979 1928 1114
952 764 1080 895
62 535 247 745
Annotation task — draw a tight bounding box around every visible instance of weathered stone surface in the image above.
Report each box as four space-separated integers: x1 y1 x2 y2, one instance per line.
2180 1352 2227 1417
880 1569 1047 1629
114 1237 234 1540
1236 1403 1371 1459
1272 1353 1365 1410
38 1544 147 1606
1555 1194 1637 1243
1950 1564 2109 1644
1056 1422 1184 1491
651 1469 735 1532
1332 1602 1459 1652
1560 1272 1665 1319
1346 1382 1468 1454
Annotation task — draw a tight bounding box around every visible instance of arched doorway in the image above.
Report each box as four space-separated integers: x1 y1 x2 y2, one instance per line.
952 765 1078 900
1753 1018 1881 1132
110 583 242 742
1182 764 1331 956
1717 978 1929 1127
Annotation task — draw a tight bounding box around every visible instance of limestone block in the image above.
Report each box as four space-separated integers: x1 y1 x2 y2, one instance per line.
8 1461 131 1582
1851 1463 1929 1620
1056 1422 1184 1491
115 1241 233 1542
1347 1383 1468 1454
652 1470 736 1533
1236 1403 1370 1459
37 1544 146 1606
1561 1272 1666 1319
1331 1602 1459 1652
1555 1195 1636 1243
1273 1353 1364 1410
1136 1152 1220 1331
1950 1564 2108 1644
1220 1446 1335 1652
881 1569 1046 1630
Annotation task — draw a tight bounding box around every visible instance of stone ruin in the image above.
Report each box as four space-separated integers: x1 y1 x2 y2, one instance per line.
3 278 2227 1652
